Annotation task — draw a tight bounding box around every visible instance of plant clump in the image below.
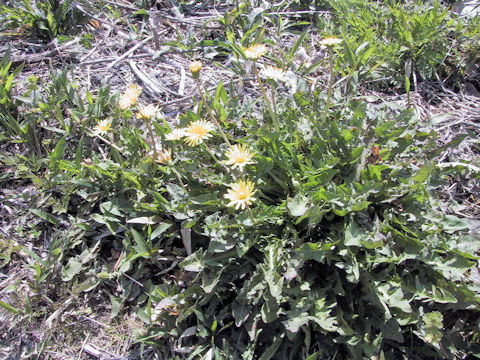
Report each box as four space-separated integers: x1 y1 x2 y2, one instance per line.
0 0 479 359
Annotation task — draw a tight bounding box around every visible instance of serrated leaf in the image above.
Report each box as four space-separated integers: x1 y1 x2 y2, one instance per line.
412 162 434 187
131 228 150 255
62 258 83 281
181 250 205 272
287 193 310 217
100 201 123 217
441 215 471 233
377 283 412 313
191 191 220 205
283 311 311 333
382 318 404 342
167 183 187 202
233 301 250 327
201 268 223 293
261 290 280 323
296 242 333 263
135 306 151 325
344 220 364 247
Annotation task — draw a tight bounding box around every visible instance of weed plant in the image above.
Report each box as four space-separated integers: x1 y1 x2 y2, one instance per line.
1 0 479 359
0 51 23 140
0 0 88 40
325 0 467 92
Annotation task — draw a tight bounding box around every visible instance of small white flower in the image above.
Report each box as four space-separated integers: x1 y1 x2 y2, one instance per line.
118 84 142 110
224 179 257 210
244 44 268 60
136 104 159 120
165 128 186 141
189 61 202 78
92 119 112 136
183 120 215 146
260 65 286 82
223 144 255 171
153 148 172 164
319 37 343 47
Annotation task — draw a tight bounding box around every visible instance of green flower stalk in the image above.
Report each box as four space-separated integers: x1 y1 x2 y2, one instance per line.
244 44 280 132
319 37 343 117
137 104 160 159
189 61 232 147
252 65 280 133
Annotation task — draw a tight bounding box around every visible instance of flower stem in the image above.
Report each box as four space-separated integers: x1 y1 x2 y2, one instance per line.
145 118 158 159
194 79 231 147
171 166 186 189
247 206 256 224
252 65 279 132
325 49 335 118
203 143 237 179
203 143 222 167
94 134 124 153
271 85 277 118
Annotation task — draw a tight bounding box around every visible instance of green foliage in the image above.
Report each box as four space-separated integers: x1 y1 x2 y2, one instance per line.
328 0 463 90
1 0 480 358
7 70 479 358
0 50 23 137
0 0 87 40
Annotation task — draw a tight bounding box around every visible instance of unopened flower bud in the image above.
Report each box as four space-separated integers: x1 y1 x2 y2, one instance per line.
189 61 202 79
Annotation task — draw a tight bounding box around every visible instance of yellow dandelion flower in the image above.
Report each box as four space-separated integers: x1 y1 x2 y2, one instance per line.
165 128 186 141
319 36 343 47
119 84 142 110
224 179 257 210
189 61 202 79
136 104 159 119
244 44 268 60
260 65 286 82
224 144 255 171
183 120 215 146
92 119 112 136
154 148 172 164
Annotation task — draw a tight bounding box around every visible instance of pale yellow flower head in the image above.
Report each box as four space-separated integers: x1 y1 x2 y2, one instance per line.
165 128 186 141
154 148 172 164
119 84 142 110
183 120 215 146
319 36 343 47
244 44 268 60
92 119 112 136
260 65 286 82
189 61 203 79
224 179 257 210
224 144 255 171
136 104 159 120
